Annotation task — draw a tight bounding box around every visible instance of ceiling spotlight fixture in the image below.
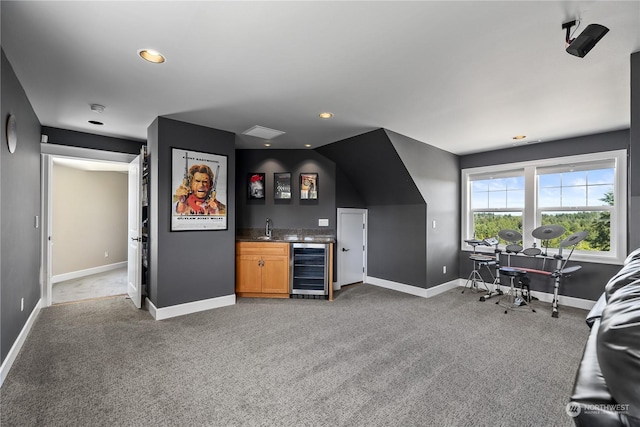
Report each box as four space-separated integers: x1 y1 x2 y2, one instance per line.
88 120 104 126
90 104 105 113
138 49 166 64
319 112 333 119
562 20 609 58
512 135 526 140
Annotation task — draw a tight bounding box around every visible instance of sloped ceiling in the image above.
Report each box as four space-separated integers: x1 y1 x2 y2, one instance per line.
316 129 424 206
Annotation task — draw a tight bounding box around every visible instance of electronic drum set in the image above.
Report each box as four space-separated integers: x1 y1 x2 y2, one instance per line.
465 225 586 317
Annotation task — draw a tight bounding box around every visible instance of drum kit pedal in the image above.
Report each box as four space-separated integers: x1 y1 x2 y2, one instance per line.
465 225 586 317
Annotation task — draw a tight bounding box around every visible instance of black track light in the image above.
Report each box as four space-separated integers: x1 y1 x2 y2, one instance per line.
562 20 609 58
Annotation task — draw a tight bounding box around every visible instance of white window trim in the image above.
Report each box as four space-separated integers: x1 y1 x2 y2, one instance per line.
461 149 627 265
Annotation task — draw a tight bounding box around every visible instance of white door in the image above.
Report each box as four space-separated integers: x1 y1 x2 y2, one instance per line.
127 153 143 308
41 154 53 306
337 208 367 287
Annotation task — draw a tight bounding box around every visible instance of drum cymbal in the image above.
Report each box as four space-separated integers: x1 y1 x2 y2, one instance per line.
559 230 588 247
498 229 522 242
532 225 565 240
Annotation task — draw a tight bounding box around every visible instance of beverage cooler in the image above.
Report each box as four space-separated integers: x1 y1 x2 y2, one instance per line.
290 243 329 297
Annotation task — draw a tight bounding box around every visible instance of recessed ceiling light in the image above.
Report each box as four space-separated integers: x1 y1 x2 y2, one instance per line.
138 49 166 64
512 135 526 140
264 143 271 147
319 112 333 119
88 120 104 126
304 144 312 148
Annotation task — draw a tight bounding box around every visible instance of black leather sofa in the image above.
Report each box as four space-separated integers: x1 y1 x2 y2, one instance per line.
568 248 640 426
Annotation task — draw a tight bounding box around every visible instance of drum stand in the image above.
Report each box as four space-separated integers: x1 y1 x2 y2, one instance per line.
549 245 581 318
479 248 503 302
463 255 493 295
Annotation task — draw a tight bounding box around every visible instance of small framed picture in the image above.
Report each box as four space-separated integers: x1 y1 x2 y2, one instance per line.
248 173 266 199
300 173 318 200
274 172 292 200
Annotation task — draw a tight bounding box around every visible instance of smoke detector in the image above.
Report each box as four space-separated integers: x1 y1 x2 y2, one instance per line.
90 104 105 113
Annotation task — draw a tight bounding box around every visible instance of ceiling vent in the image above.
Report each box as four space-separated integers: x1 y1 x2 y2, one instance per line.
242 125 286 140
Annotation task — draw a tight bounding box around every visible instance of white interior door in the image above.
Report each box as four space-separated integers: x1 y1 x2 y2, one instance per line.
41 154 53 306
127 153 142 308
337 208 367 287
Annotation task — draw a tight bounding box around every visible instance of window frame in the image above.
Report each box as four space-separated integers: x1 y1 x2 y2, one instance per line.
461 150 627 264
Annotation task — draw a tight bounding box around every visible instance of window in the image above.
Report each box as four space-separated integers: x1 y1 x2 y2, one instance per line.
461 150 627 264
469 170 524 241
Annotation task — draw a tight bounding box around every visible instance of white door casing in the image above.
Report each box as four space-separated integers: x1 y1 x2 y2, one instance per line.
337 208 367 288
40 144 135 307
127 153 142 308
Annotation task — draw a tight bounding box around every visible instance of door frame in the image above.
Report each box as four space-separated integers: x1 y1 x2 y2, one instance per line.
40 144 135 306
336 208 368 289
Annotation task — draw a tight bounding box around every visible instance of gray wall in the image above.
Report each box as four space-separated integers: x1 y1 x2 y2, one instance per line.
235 149 336 230
459 130 630 300
148 117 236 308
42 126 144 155
1 50 41 363
317 129 424 206
631 51 640 250
317 129 430 288
386 130 460 288
459 130 629 170
368 204 427 286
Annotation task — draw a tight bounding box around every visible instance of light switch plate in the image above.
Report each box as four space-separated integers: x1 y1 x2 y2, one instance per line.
318 218 329 227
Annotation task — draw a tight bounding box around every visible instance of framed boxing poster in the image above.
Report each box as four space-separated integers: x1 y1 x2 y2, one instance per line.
171 148 228 231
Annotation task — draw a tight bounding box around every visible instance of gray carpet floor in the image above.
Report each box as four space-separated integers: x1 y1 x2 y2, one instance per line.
1 284 589 426
52 267 127 304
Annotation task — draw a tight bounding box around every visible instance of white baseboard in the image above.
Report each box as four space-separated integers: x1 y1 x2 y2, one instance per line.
0 299 42 388
366 276 596 311
146 294 236 321
52 261 127 284
484 283 596 311
366 276 464 298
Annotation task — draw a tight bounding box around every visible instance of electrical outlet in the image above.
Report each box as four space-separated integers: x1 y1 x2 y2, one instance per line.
318 218 329 227
21 298 24 311
443 266 447 274
432 220 436 228
104 251 109 258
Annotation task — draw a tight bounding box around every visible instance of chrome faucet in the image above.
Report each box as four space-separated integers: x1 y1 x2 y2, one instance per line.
265 218 272 238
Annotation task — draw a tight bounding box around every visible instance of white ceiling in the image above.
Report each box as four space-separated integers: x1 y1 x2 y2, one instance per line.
2 1 639 155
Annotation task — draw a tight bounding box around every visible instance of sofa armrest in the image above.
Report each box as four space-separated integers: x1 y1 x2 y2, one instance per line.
570 318 615 405
586 293 607 328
